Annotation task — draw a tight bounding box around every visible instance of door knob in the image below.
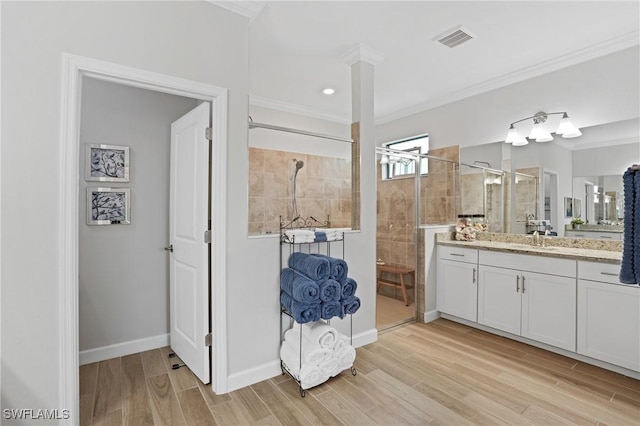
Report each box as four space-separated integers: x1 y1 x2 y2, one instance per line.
164 244 173 252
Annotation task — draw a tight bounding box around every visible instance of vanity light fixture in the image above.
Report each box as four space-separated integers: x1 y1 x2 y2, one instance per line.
504 111 582 146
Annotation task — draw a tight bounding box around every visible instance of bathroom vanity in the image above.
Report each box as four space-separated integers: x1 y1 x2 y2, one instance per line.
435 233 639 378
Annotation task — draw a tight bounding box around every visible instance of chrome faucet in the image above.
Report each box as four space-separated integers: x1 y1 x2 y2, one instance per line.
542 229 550 247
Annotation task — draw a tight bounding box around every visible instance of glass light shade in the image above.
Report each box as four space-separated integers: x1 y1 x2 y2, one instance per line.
561 128 582 138
512 135 529 146
535 131 554 142
505 126 518 144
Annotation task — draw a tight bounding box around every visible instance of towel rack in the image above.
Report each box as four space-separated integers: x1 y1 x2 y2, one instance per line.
278 215 357 397
631 164 640 171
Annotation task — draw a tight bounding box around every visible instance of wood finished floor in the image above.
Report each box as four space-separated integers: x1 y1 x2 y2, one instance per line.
376 294 415 330
80 319 640 425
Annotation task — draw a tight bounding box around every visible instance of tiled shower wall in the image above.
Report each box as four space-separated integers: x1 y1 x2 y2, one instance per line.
377 145 459 309
248 148 351 235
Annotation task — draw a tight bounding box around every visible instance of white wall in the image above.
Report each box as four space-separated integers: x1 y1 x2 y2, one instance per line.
1 1 248 421
573 142 640 177
377 47 639 149
78 78 198 356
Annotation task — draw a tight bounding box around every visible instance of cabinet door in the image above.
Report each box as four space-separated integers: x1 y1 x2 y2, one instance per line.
437 259 477 322
578 280 640 372
521 272 576 351
478 265 521 335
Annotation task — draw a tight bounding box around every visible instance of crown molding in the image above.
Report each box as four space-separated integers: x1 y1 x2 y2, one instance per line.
249 95 351 124
340 43 384 66
377 30 640 124
210 1 265 22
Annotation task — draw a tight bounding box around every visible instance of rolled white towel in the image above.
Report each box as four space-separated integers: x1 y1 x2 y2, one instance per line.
280 341 303 376
335 345 356 374
300 365 329 390
301 321 338 349
284 329 332 365
318 356 339 376
280 342 329 390
332 335 348 355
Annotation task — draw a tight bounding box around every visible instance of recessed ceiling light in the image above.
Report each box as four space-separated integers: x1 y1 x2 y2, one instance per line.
322 88 335 95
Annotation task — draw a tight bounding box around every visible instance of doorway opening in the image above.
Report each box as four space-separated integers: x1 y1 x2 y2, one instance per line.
59 54 228 424
375 144 460 331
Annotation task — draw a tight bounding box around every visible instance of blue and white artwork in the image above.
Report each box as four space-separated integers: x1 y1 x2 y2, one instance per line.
87 188 131 225
86 144 130 182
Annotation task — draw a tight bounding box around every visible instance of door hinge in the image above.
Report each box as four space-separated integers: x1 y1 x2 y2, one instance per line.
204 230 212 244
205 333 212 347
205 127 213 141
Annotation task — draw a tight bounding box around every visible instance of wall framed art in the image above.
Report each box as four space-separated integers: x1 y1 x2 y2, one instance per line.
564 196 573 218
86 143 130 182
87 187 131 225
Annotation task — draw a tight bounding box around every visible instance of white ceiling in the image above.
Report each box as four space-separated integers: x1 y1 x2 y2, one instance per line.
220 0 640 128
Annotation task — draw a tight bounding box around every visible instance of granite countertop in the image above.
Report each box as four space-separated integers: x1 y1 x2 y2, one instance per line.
437 232 622 264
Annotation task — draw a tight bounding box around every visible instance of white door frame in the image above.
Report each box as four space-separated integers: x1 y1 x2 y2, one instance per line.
59 53 228 425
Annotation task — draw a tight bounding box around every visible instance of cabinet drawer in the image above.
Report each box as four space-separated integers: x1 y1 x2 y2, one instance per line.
479 250 576 278
578 261 627 285
438 246 478 263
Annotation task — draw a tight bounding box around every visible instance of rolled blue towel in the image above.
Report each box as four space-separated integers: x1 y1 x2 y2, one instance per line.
620 168 637 284
280 291 321 324
635 169 640 284
318 278 341 302
280 268 320 303
311 254 348 284
320 300 342 320
314 231 327 242
341 277 358 299
341 296 361 318
288 252 330 281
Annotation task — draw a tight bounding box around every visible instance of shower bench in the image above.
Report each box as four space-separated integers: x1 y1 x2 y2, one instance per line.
376 263 415 306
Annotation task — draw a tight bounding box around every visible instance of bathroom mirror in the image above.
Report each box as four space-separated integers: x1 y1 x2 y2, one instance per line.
459 163 506 232
514 168 539 222
572 175 624 223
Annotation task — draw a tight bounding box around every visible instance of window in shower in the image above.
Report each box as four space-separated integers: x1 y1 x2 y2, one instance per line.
381 134 429 179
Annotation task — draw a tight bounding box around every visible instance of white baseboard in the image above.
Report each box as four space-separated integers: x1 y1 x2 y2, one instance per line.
352 327 378 348
79 333 170 365
226 327 378 393
423 310 440 323
227 360 282 393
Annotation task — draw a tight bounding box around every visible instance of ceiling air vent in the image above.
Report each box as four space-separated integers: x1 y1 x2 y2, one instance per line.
435 26 475 48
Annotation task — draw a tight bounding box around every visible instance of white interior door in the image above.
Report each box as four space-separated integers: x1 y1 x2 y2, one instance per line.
169 102 210 384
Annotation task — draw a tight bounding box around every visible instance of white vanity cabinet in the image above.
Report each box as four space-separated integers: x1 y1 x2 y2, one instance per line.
577 261 640 372
436 246 478 322
477 251 577 352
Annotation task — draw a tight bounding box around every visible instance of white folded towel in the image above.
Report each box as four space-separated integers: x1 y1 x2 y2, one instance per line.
285 229 316 243
284 329 332 365
301 321 338 349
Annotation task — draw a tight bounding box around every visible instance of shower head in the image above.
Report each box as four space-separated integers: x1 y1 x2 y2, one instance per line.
294 159 304 171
